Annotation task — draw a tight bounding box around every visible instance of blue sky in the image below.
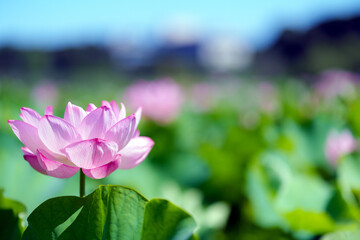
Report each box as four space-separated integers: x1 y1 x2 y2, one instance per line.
1 0 360 49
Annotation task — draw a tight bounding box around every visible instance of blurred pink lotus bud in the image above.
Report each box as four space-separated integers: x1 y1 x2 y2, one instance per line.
315 70 358 99
325 129 357 165
8 101 154 179
124 78 184 124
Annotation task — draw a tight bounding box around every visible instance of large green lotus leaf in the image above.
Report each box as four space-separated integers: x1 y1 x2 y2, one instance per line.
22 185 197 240
0 189 26 240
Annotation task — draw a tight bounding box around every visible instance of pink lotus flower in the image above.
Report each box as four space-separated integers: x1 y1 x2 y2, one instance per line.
325 129 357 166
8 101 154 179
124 78 184 124
315 70 358 100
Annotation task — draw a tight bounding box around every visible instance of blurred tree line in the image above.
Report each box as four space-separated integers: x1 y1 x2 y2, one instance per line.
1 15 360 79
255 16 360 75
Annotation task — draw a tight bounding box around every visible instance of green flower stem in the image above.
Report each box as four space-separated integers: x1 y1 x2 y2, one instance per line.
80 170 85 197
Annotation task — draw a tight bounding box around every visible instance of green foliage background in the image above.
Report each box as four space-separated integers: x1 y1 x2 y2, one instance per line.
2 71 360 239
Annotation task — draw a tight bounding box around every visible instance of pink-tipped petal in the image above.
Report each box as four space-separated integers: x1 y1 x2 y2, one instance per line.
64 102 86 128
104 114 136 150
101 101 111 108
86 103 97 112
110 101 120 119
36 150 80 178
8 120 46 153
24 153 47 175
13 123 71 165
63 139 118 169
79 106 116 139
82 156 121 179
118 137 154 169
45 106 53 115
21 147 33 155
19 107 41 127
102 101 119 120
118 102 126 120
38 115 80 155
134 107 142 129
133 130 140 138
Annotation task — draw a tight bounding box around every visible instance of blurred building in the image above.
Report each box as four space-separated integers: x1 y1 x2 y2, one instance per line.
199 35 253 74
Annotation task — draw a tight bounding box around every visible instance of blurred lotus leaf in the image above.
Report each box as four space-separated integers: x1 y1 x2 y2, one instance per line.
0 189 26 240
321 230 360 240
